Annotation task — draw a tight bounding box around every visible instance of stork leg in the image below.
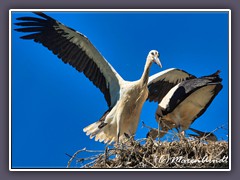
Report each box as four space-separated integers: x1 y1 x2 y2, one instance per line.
116 114 122 147
176 127 185 141
155 108 163 142
117 131 120 145
104 144 109 164
179 131 185 140
157 117 162 142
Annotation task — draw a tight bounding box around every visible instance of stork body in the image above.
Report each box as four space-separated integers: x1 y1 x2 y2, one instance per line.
84 54 157 144
155 71 223 138
15 12 195 144
85 80 149 143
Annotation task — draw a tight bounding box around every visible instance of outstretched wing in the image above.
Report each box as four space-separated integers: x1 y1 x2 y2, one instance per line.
147 68 196 103
15 12 123 108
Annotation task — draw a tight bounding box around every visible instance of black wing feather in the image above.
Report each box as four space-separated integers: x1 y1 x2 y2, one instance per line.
15 12 122 107
148 68 196 103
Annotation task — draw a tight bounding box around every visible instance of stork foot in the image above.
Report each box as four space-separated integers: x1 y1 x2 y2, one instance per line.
178 131 186 141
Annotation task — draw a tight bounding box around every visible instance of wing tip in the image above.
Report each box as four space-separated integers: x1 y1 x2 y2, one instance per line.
32 11 52 20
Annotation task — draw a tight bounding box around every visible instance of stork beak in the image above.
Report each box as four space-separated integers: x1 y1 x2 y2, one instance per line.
154 56 162 68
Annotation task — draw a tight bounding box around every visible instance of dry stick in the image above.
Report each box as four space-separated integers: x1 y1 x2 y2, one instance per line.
123 133 136 146
143 156 156 168
200 124 227 141
66 148 104 168
80 157 101 168
67 148 85 168
104 146 109 165
79 153 107 168
141 121 152 129
212 149 225 160
210 124 227 134
141 121 176 137
77 154 101 163
157 119 179 138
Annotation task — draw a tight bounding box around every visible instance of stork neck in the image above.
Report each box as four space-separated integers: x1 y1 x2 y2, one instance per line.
140 59 152 86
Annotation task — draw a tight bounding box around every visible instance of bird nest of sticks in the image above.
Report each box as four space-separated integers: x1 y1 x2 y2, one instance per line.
67 136 229 169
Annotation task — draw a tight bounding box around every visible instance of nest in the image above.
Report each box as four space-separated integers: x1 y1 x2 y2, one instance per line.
67 137 229 169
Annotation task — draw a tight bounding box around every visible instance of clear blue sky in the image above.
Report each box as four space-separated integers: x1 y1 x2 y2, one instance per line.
11 11 229 168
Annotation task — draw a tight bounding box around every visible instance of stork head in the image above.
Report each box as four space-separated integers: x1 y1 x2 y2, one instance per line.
148 50 162 68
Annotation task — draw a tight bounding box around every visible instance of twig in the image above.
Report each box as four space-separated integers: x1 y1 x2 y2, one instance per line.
66 148 104 168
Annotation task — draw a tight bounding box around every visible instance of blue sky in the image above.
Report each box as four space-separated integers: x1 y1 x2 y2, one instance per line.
11 11 229 168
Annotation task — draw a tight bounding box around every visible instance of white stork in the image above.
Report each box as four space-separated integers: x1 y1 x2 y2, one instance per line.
153 70 223 138
15 12 195 144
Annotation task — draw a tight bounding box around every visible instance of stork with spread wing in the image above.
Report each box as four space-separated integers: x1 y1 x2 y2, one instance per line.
15 12 194 144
